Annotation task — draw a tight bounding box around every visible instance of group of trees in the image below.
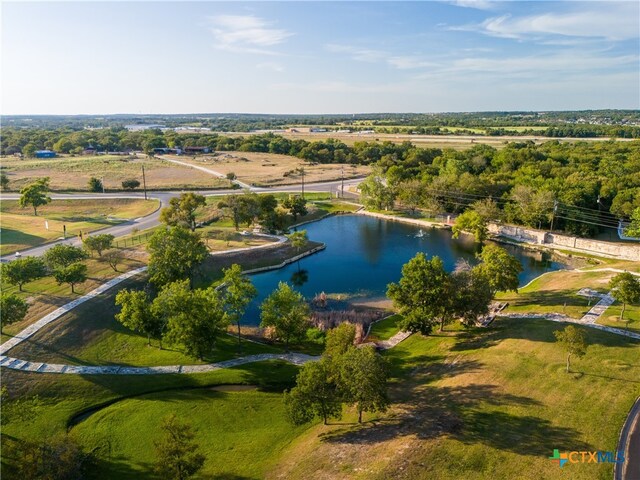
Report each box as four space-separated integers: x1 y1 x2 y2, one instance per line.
359 140 640 237
387 244 523 334
217 192 307 232
284 323 388 425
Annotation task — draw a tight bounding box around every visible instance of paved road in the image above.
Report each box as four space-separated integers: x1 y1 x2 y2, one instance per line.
616 396 640 480
0 177 363 262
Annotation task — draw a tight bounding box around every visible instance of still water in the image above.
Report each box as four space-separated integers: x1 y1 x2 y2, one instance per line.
242 215 563 324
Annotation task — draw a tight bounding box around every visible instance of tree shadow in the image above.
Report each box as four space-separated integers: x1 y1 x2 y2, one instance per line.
319 382 588 457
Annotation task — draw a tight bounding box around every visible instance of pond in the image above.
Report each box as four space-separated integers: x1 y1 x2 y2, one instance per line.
242 214 563 325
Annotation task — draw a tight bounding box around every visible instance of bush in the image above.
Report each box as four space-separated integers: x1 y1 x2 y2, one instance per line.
88 177 103 192
122 178 141 190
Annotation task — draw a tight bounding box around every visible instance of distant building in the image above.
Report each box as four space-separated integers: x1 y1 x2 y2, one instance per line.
35 150 56 158
125 124 166 132
183 146 211 154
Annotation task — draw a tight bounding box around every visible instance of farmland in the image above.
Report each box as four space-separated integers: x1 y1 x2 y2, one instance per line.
0 154 232 191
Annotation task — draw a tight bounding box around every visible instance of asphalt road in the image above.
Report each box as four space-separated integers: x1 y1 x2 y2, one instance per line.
0 177 363 261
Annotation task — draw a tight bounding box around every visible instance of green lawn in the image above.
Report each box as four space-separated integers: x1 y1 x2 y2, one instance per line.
0 198 159 255
598 303 640 334
70 388 309 479
269 318 640 480
367 315 401 341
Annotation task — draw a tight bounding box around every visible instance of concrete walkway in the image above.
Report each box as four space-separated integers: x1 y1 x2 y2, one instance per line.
616 396 640 480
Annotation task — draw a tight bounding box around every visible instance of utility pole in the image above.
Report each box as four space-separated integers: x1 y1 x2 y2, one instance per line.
142 165 148 200
549 200 558 232
300 167 305 199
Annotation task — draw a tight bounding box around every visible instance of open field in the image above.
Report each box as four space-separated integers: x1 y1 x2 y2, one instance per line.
3 318 637 479
599 304 640 334
1 155 232 191
162 151 370 187
0 198 159 255
269 318 640 480
219 131 636 151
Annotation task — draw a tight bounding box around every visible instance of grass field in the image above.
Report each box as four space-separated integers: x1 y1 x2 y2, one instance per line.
162 151 370 187
269 318 640 480
1 155 232 191
0 198 159 255
598 304 640 334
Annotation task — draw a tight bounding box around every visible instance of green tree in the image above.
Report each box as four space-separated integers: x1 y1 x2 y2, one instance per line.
360 170 396 211
1 256 47 291
104 249 123 272
0 172 9 191
476 244 523 296
554 325 588 373
452 210 489 243
44 244 88 269
324 322 356 359
0 293 28 334
624 207 640 237
121 179 141 190
8 435 91 480
147 227 208 287
83 233 114 257
397 179 424 215
88 176 103 192
509 185 555 229
220 264 257 349
154 413 206 480
338 345 389 423
53 262 87 293
387 254 455 334
22 143 37 158
287 229 309 271
284 359 342 425
156 280 228 359
609 272 640 322
19 177 51 215
452 266 493 326
160 193 206 232
260 282 310 351
283 195 308 223
470 198 501 222
115 289 162 346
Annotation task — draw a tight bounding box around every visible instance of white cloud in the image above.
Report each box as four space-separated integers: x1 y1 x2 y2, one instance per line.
256 61 284 72
207 15 293 55
271 80 409 94
326 44 437 70
446 0 496 10
456 3 639 41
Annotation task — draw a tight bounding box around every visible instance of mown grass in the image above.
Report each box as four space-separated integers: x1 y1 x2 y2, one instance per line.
0 199 159 254
598 304 640 334
498 269 615 319
367 315 401 341
268 318 640 480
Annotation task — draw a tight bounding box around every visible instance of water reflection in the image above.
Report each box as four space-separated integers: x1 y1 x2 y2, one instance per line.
242 215 563 325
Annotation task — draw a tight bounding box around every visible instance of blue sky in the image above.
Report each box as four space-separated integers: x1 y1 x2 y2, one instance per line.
2 1 638 114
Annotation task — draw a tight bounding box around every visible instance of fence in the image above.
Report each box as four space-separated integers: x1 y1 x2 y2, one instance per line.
113 231 152 248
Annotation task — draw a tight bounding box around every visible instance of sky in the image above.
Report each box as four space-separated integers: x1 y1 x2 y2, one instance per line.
2 1 639 114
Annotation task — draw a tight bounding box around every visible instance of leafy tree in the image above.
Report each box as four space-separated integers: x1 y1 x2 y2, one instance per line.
154 413 206 480
324 322 356 359
397 179 424 214
0 293 28 334
609 272 640 322
44 244 88 269
360 170 395 210
115 289 162 346
470 198 501 222
88 176 103 192
104 249 124 272
22 143 37 157
1 256 47 291
338 345 389 423
287 230 309 271
0 172 9 191
284 359 342 425
220 264 257 349
508 185 555 229
452 266 493 326
387 254 455 334
121 178 141 190
554 325 588 373
476 244 523 296
53 262 87 293
19 177 51 215
283 195 308 222
160 193 206 231
83 233 114 257
147 227 208 287
226 172 237 180
260 282 310 351
217 194 254 230
156 280 228 359
452 210 488 243
624 207 640 237
7 434 92 480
